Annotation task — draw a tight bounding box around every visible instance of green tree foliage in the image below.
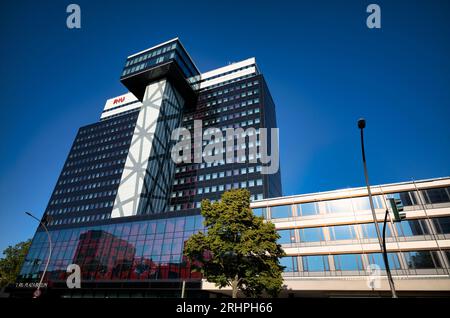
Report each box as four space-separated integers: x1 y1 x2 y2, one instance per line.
184 189 285 298
0 239 31 288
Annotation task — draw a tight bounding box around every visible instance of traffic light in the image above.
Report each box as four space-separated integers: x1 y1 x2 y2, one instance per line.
388 198 406 222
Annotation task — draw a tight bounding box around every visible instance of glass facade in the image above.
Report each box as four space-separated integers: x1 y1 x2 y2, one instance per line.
433 217 450 234
169 74 282 212
271 186 450 277
302 255 329 272
45 111 139 226
19 215 204 282
121 39 200 84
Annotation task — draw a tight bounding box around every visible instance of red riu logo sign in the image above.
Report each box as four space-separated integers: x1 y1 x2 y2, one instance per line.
113 97 126 105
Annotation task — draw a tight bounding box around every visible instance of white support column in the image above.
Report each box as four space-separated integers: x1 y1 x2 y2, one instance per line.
111 79 168 218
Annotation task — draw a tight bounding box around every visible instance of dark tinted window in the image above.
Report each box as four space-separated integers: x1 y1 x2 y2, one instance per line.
404 251 442 269
433 217 450 234
395 219 429 236
423 188 450 204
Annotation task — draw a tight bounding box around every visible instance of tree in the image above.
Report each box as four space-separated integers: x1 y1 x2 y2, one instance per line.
0 239 31 288
184 189 285 298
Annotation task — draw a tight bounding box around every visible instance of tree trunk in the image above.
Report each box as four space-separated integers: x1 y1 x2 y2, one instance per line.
231 274 239 298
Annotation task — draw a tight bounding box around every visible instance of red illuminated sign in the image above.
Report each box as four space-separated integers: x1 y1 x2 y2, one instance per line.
113 97 126 105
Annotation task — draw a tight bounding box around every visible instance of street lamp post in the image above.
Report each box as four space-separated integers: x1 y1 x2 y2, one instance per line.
25 212 52 298
357 118 397 298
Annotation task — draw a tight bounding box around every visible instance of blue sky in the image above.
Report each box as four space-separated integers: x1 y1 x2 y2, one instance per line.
0 0 449 252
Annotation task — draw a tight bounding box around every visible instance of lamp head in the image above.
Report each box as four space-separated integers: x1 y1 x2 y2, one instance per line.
357 118 366 129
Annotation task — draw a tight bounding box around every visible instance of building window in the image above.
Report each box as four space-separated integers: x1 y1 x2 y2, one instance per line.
360 223 392 239
297 202 319 216
252 208 266 218
352 196 383 210
433 217 450 234
324 198 353 214
302 255 329 272
277 229 297 244
423 187 450 204
395 219 430 237
334 254 363 271
389 191 419 206
280 256 298 272
299 227 324 242
329 224 357 240
270 205 293 219
367 253 401 270
404 251 442 269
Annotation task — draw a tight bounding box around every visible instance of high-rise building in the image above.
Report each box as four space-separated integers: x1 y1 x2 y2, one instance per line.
14 38 282 297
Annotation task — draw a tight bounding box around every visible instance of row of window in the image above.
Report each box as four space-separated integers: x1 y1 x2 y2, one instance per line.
50 190 117 206
198 79 260 101
175 159 261 174
185 93 261 125
169 193 264 211
61 159 126 177
58 169 123 185
68 141 130 159
47 213 111 226
72 132 133 151
197 179 263 194
257 188 450 219
122 52 174 76
281 250 447 273
47 200 114 216
65 149 129 168
184 99 261 130
172 180 263 198
276 217 450 244
195 138 261 151
78 114 138 136
203 90 259 108
53 178 121 196
197 73 257 93
198 65 256 85
75 124 135 143
195 108 261 128
124 42 177 68
174 166 263 186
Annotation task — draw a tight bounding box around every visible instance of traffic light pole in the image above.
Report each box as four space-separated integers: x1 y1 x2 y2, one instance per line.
358 119 397 298
382 209 397 297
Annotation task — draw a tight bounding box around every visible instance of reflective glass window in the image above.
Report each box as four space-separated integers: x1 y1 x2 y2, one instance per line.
395 219 429 237
361 223 392 239
329 224 357 240
270 205 293 219
252 208 266 218
298 202 318 216
334 254 363 271
302 255 329 272
423 188 450 204
325 198 353 213
404 251 442 269
280 256 298 272
367 253 401 270
433 217 450 234
277 229 297 244
299 227 324 242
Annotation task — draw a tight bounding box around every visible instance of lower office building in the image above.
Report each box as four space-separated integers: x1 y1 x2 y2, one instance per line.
15 177 450 297
242 176 449 297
